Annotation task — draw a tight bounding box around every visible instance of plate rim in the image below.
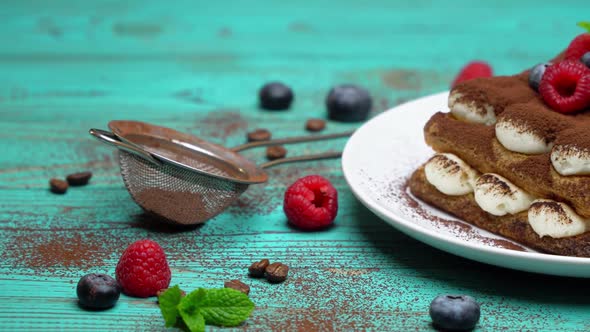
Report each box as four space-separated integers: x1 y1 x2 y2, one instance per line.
341 91 590 277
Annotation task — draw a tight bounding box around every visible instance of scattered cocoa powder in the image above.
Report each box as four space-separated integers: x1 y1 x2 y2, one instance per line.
481 238 528 251
256 308 337 332
199 110 248 140
6 233 111 272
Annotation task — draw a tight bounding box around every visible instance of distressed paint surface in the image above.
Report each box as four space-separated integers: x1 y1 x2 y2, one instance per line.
1 0 589 331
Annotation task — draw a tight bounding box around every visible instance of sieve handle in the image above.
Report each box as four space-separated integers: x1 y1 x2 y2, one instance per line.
259 151 342 169
230 130 354 152
89 128 162 166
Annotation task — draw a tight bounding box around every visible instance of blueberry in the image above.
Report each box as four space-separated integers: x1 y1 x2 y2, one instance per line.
76 273 121 310
582 52 590 68
326 84 372 122
429 295 480 331
259 82 294 110
528 62 551 91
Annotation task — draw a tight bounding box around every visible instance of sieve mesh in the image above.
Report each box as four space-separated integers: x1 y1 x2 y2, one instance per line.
118 151 248 225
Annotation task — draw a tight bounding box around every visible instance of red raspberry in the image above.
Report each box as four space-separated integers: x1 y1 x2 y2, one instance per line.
539 61 590 113
283 175 338 230
115 239 171 298
565 34 590 60
451 61 493 87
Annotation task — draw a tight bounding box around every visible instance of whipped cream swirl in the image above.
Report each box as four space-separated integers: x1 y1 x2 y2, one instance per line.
551 144 590 176
449 92 496 125
424 153 479 195
473 173 534 216
528 199 589 238
495 118 552 154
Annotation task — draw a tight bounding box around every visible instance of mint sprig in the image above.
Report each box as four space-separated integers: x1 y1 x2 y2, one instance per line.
578 21 590 33
178 289 207 332
158 286 255 332
190 288 255 327
158 285 184 327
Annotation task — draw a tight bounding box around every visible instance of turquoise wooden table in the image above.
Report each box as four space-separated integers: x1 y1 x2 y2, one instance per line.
1 1 589 331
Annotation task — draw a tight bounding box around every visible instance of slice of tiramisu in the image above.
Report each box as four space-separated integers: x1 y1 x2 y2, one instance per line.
408 32 590 257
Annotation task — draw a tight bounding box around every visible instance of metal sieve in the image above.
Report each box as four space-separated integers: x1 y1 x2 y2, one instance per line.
89 120 352 226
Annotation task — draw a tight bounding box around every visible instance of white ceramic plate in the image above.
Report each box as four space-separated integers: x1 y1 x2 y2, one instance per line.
342 91 590 278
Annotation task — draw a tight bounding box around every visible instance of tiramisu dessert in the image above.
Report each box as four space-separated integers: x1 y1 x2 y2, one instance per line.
409 30 590 257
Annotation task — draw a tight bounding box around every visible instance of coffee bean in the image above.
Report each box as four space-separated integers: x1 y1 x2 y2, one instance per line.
266 146 287 160
224 279 250 295
66 171 93 186
248 259 270 278
265 262 289 283
247 129 272 142
49 178 68 194
305 118 326 132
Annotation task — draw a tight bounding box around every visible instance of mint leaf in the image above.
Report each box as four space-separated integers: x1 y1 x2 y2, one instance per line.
158 285 183 327
578 21 590 33
178 289 207 332
179 311 205 332
162 287 255 331
192 288 255 327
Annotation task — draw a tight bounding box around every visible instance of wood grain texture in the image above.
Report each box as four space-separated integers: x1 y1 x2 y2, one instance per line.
1 0 590 331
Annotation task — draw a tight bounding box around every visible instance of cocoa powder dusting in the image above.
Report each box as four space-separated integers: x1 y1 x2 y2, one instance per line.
556 126 590 151
476 174 513 196
530 201 572 225
6 233 117 273
199 110 248 140
426 112 497 165
480 238 527 251
428 154 461 174
400 183 471 233
269 309 336 332
512 154 553 188
453 75 537 116
230 189 277 216
498 99 573 141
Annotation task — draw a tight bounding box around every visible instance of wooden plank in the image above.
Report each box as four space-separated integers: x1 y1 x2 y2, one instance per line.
2 0 590 330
